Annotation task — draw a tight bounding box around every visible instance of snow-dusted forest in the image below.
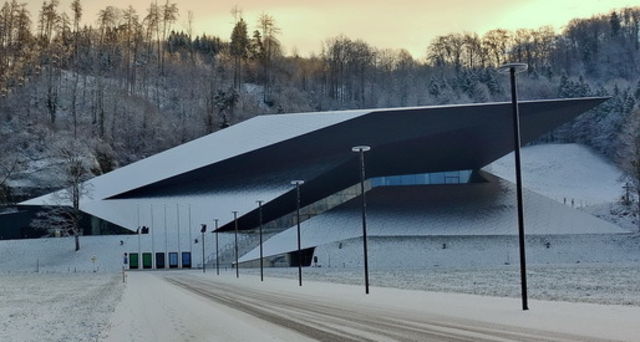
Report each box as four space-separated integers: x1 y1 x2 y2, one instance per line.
0 1 639 207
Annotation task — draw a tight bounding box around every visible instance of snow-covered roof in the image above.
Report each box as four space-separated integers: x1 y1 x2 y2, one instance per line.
20 98 607 233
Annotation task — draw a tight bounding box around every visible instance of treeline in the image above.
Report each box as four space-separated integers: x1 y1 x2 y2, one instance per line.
0 0 639 201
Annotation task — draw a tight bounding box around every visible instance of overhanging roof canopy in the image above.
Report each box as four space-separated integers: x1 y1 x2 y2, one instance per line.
21 97 608 232
212 97 608 232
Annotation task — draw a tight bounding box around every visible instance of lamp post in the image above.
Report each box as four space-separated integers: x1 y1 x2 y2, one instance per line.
256 200 265 282
188 205 192 260
232 210 239 278
213 219 219 275
352 145 371 294
176 204 181 268
291 180 305 286
498 62 529 311
164 204 168 269
136 204 141 270
150 205 155 269
200 224 206 273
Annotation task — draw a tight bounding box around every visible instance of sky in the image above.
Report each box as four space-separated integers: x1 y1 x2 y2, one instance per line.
28 0 636 58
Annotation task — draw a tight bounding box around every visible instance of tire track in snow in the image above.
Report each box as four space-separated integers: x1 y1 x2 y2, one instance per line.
164 274 615 342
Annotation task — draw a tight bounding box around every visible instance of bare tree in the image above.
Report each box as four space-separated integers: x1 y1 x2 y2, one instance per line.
0 156 19 204
31 137 96 251
482 29 511 67
256 13 280 103
160 0 178 74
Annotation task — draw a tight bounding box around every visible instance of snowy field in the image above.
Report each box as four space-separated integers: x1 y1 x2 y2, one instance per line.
239 262 640 306
0 273 123 342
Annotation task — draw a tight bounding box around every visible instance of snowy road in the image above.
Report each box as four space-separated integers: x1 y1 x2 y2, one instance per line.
103 271 638 342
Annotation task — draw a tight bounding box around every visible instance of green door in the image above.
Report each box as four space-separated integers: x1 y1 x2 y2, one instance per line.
130 253 139 268
142 253 152 269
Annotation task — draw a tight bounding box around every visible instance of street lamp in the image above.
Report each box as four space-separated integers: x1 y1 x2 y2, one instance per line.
200 224 207 273
232 210 239 278
352 145 371 294
213 219 219 275
256 200 265 282
291 180 305 286
498 62 529 311
136 204 141 270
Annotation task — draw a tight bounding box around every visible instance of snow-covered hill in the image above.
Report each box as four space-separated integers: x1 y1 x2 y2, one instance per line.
486 143 638 231
485 143 625 206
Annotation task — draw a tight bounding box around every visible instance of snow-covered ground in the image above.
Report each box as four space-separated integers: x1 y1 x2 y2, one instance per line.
0 273 123 342
0 235 146 273
486 143 626 206
103 271 640 342
1 270 638 342
1 143 639 341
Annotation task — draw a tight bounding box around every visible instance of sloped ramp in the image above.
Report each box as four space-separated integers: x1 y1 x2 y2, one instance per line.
240 173 626 262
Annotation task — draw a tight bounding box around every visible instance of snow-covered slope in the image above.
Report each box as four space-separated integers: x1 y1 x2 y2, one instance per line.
240 176 628 264
485 143 625 206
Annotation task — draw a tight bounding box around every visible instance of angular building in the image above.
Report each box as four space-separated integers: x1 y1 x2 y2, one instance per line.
20 98 626 269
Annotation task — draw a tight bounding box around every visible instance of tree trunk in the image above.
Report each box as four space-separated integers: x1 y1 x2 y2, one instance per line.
75 234 80 251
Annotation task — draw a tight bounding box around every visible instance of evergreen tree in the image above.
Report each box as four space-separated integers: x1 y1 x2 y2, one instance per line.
230 18 249 90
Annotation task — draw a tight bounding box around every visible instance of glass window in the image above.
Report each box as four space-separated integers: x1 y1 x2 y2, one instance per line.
371 170 472 187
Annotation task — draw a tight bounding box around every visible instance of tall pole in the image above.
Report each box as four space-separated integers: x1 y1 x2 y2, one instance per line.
352 145 371 294
233 211 239 278
164 204 168 269
200 224 206 273
291 180 304 286
136 204 141 270
176 204 181 268
257 200 265 281
214 219 219 275
499 62 529 311
188 205 193 258
150 204 155 269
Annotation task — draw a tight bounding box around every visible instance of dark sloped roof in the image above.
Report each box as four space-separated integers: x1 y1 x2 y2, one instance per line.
208 97 607 232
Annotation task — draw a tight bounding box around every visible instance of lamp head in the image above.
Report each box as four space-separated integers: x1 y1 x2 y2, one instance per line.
351 145 371 152
498 63 528 74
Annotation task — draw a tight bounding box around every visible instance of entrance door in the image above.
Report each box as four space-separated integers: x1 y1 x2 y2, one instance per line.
169 252 179 268
156 252 165 269
142 253 152 269
182 252 191 268
129 253 139 269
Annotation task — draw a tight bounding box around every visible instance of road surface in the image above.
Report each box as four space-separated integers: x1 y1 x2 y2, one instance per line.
103 271 637 342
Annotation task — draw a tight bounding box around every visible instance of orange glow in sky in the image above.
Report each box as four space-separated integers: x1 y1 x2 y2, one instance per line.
29 0 636 58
